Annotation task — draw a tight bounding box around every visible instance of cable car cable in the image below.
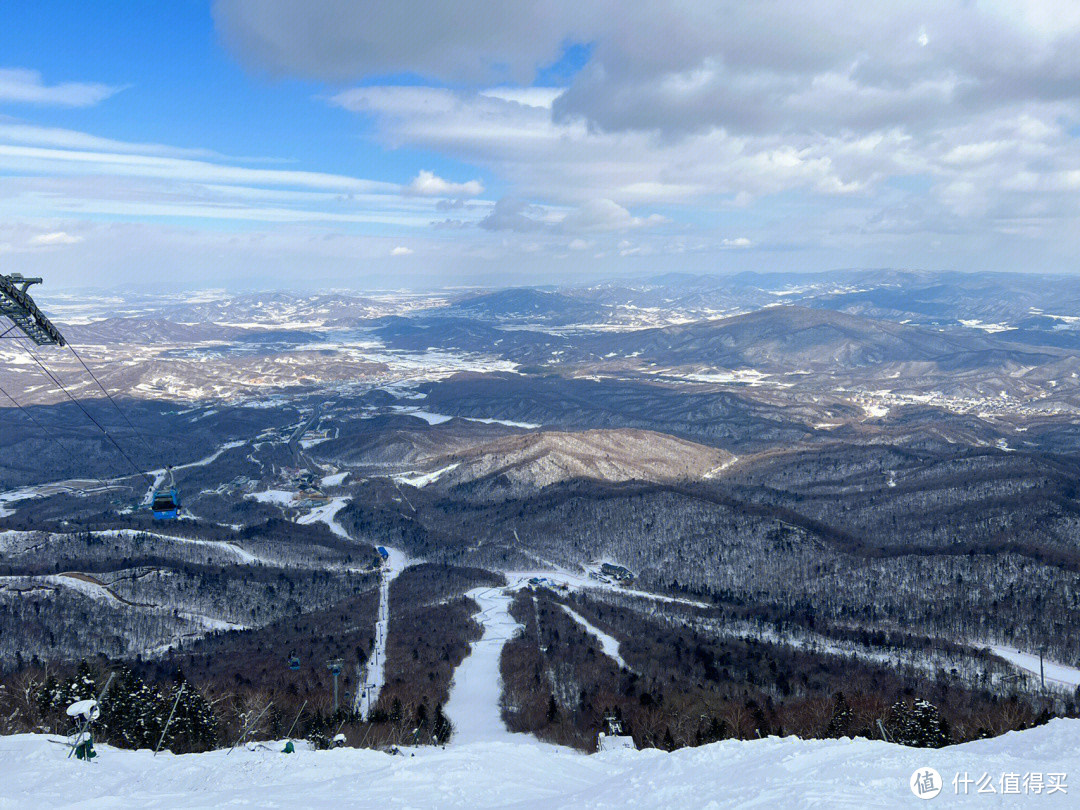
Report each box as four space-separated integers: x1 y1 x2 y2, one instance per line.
14 340 154 485
65 342 159 465
0 382 115 493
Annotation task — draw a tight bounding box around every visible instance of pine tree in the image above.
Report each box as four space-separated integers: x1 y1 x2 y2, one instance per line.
825 692 853 738
433 703 452 744
415 702 428 731
886 699 950 748
102 667 163 750
304 711 331 750
546 695 559 724
158 673 218 754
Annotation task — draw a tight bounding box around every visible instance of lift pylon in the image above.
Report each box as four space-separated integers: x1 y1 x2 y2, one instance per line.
0 273 66 345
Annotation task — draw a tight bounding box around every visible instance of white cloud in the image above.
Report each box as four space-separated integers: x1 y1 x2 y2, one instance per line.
27 231 83 246
480 87 564 109
390 245 413 255
558 199 667 232
0 68 122 107
403 170 484 197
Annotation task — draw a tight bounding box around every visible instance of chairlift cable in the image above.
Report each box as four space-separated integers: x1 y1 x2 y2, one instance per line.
14 340 154 486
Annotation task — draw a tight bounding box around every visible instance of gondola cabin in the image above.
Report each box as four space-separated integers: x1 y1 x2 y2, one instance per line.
151 488 180 520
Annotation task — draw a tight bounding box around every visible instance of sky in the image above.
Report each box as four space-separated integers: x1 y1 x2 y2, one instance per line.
1 1 1080 290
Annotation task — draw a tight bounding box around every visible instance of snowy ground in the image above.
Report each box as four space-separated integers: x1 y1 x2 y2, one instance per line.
3 721 1079 808
295 496 351 541
988 645 1080 689
444 586 526 745
356 546 410 718
504 570 708 608
559 604 629 672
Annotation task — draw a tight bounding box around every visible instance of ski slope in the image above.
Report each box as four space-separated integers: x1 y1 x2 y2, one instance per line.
355 545 409 718
988 645 1080 689
560 604 628 671
296 496 351 540
3 720 1079 808
444 586 525 745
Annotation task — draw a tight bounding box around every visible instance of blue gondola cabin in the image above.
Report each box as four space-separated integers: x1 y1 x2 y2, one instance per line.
151 488 180 520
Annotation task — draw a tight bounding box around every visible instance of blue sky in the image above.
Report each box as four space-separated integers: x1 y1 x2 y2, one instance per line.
2 2 1080 289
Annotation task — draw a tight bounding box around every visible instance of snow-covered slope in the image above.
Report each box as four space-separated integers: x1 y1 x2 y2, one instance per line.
3 720 1079 808
444 586 524 745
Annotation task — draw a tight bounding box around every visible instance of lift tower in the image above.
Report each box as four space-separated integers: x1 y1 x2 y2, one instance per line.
0 273 66 345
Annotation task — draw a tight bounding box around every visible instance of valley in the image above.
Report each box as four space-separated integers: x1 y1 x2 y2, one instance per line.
2 270 1080 757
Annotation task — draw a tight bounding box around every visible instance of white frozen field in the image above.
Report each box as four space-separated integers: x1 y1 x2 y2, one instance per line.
505 570 709 608
3 721 1079 808
444 586 525 745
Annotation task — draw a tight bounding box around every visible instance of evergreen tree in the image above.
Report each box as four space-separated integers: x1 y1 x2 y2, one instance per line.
546 695 559 724
825 692 853 738
886 699 950 748
158 673 218 754
304 711 331 750
433 703 452 744
415 702 428 732
102 667 163 750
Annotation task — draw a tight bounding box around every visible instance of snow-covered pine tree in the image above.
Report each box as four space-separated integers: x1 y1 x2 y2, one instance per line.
304 710 331 750
158 673 218 754
825 692 853 738
101 667 163 750
886 698 950 748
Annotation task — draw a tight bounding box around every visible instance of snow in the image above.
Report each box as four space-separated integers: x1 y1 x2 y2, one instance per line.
3 720 1080 808
246 489 295 505
393 463 460 488
296 497 351 540
862 402 890 418
959 319 1015 333
320 471 348 487
356 546 410 719
987 645 1080 689
391 405 540 429
391 406 454 425
444 586 525 745
703 456 738 479
94 529 258 565
560 604 628 671
505 571 709 608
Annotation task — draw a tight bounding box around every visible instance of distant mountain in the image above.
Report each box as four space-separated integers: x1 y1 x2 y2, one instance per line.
332 425 736 492
64 317 241 345
371 315 569 357
429 428 733 491
583 305 1064 371
435 288 611 324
